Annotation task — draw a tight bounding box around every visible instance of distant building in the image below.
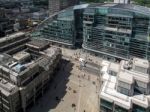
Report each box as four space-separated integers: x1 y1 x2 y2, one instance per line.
100 58 150 112
32 11 48 20
114 0 130 4
49 0 79 15
0 8 14 37
0 36 62 112
0 32 30 54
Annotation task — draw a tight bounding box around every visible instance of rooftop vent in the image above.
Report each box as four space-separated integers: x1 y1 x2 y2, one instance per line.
123 59 133 70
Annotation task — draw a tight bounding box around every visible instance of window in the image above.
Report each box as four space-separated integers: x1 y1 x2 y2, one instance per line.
133 104 147 112
100 99 113 110
135 81 147 88
114 105 128 112
108 70 117 76
118 81 130 89
117 87 129 96
134 66 147 74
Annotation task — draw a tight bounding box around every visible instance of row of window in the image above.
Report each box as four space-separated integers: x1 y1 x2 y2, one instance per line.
100 99 149 112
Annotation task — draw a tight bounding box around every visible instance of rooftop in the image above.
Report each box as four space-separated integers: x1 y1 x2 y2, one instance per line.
87 3 150 16
100 59 150 109
133 58 149 69
0 79 18 96
118 71 133 84
0 32 25 43
13 51 30 61
108 62 120 73
26 39 49 50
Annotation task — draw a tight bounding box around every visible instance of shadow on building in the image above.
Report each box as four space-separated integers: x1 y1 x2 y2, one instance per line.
28 59 74 112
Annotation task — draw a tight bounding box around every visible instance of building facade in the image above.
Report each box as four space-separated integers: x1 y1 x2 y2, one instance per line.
114 0 130 4
0 8 14 37
32 4 88 47
49 0 79 15
0 37 62 112
82 4 150 61
100 58 150 112
0 32 30 54
33 3 150 60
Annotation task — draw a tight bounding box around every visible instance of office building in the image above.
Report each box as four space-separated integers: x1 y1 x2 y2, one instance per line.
33 3 150 60
32 4 88 47
0 33 62 112
82 4 150 61
100 58 150 112
49 0 79 15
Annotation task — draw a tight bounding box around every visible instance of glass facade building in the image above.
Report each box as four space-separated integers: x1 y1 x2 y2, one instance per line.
33 3 150 60
82 4 150 60
32 4 88 47
41 9 75 46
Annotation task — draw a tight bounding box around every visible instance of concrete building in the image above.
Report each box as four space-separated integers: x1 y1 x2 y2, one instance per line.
32 11 48 21
49 0 79 15
114 0 130 4
0 32 30 54
0 34 62 112
100 58 150 112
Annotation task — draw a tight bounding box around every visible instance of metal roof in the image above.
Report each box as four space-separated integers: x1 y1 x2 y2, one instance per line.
87 3 150 16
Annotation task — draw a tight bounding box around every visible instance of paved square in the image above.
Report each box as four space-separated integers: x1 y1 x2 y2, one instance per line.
29 59 100 112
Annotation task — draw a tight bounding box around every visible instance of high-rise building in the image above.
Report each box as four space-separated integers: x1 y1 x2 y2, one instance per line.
49 0 79 15
32 4 88 47
0 36 62 112
82 4 150 61
100 58 150 112
33 3 150 61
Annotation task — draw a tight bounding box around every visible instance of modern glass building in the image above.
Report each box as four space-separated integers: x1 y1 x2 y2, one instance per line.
41 8 75 46
82 4 150 60
32 4 88 47
33 3 150 60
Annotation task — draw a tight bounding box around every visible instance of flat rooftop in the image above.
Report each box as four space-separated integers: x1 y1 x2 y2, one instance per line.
100 60 150 109
13 51 30 61
133 58 149 68
26 39 49 50
108 62 120 73
118 71 133 84
0 32 25 43
0 79 18 96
